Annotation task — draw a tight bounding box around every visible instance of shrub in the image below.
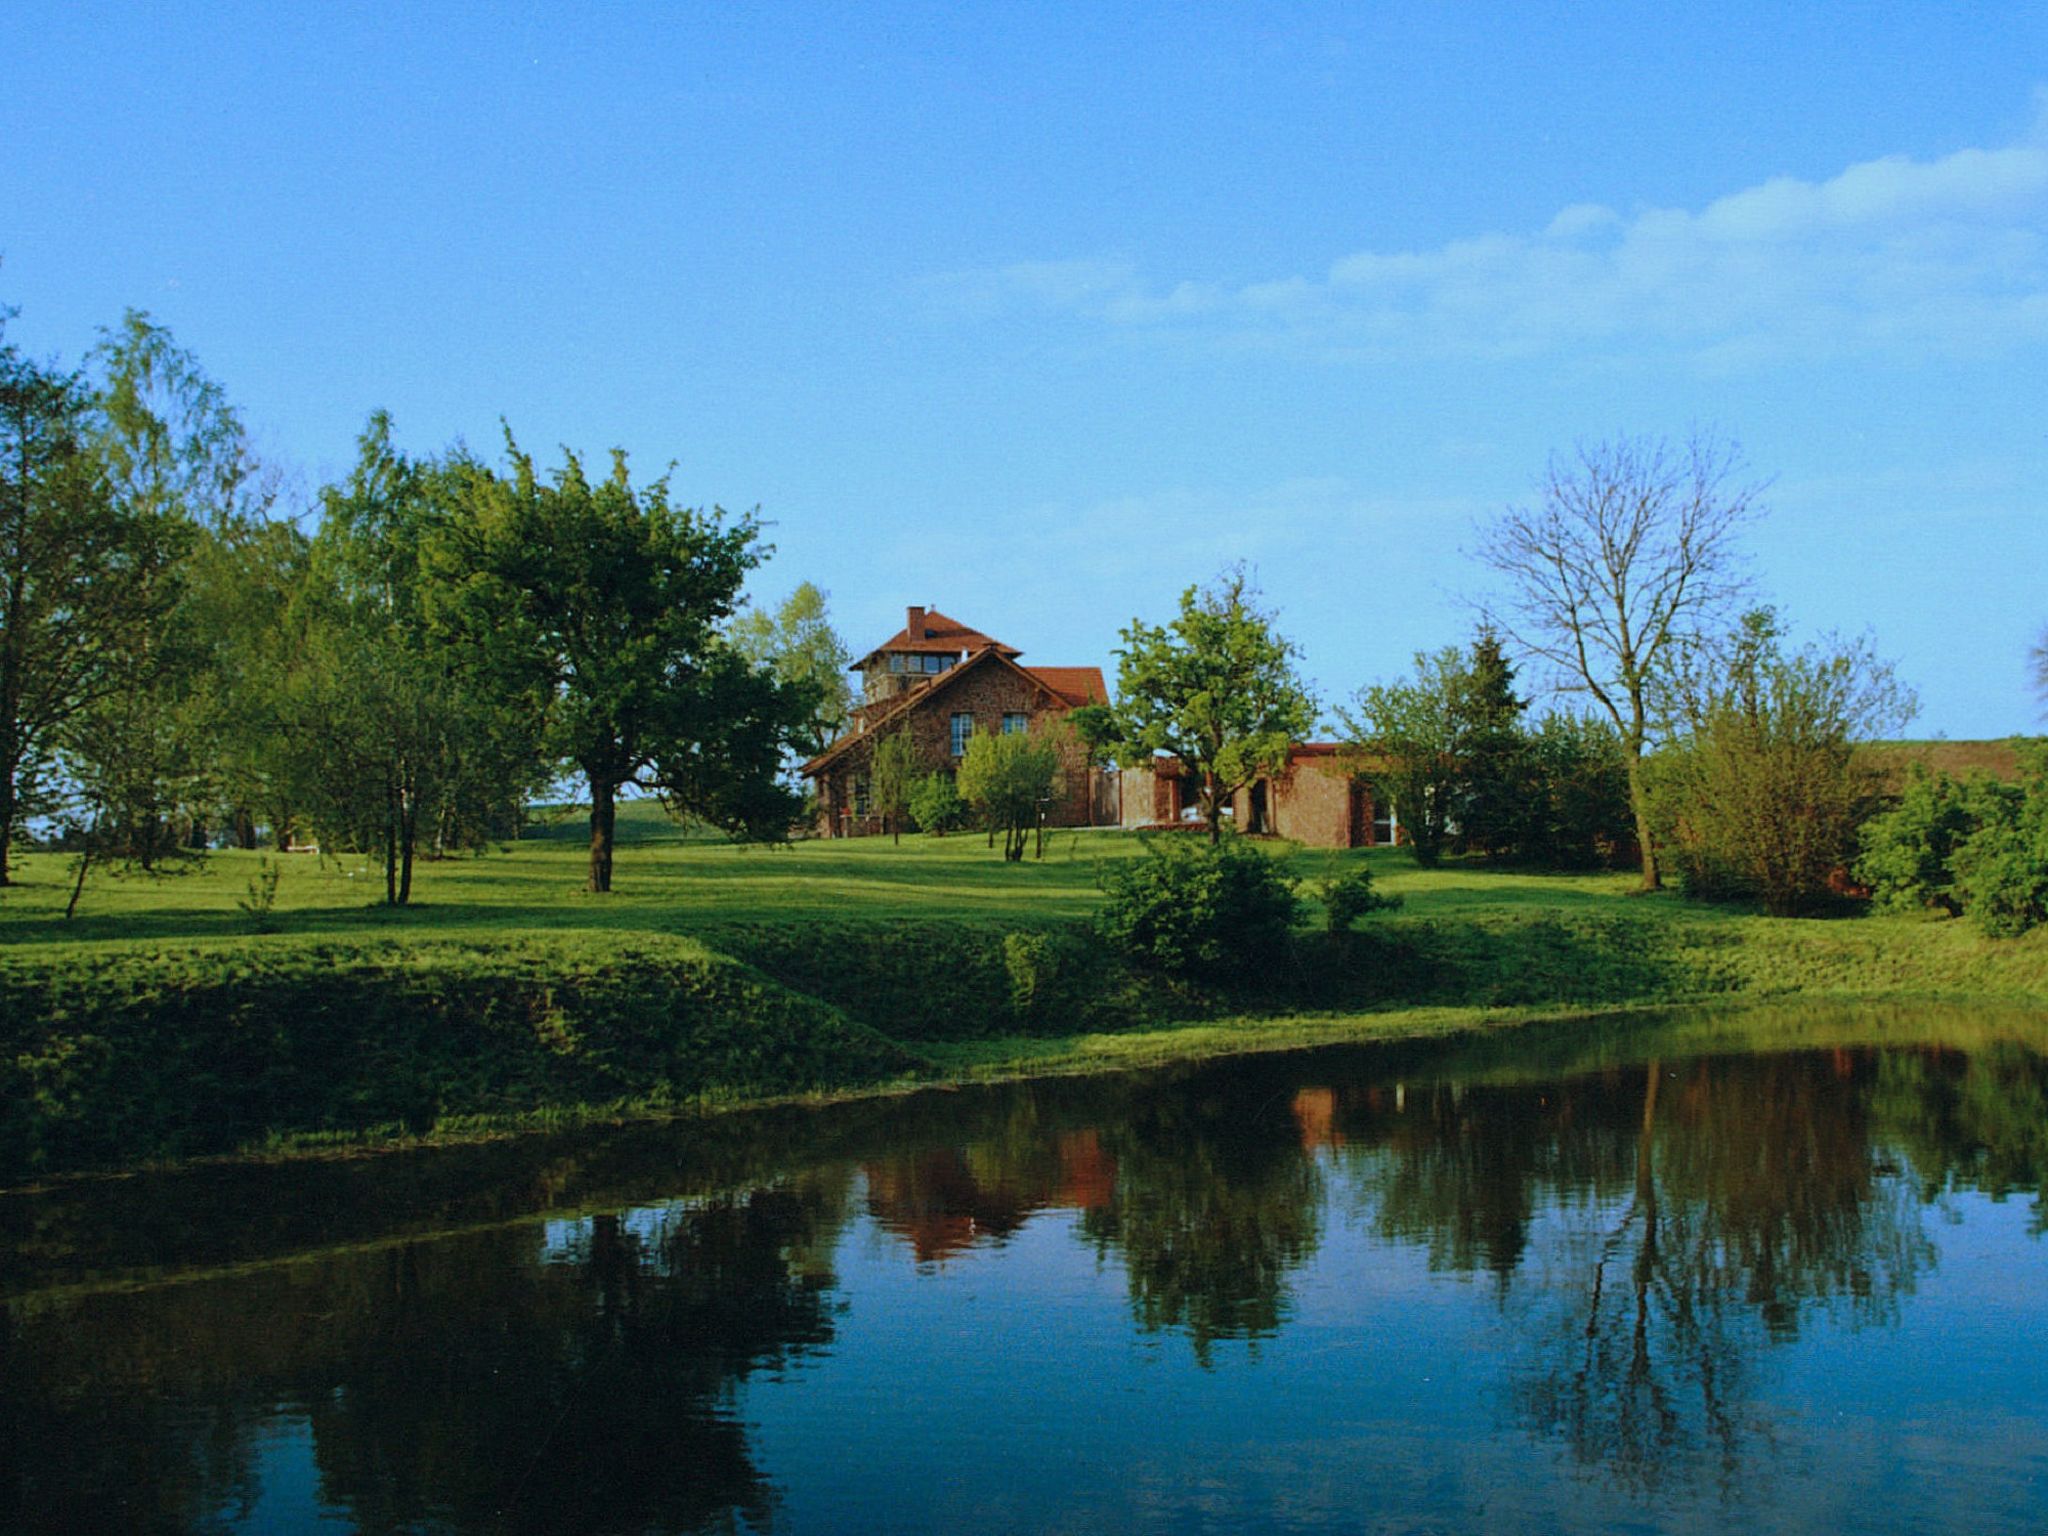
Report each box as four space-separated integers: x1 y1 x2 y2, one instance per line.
907 771 968 835
1312 861 1401 934
1854 768 2000 915
1094 835 1300 980
1949 745 2048 938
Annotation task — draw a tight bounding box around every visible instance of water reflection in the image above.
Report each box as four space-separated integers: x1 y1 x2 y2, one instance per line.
4 1006 2047 1533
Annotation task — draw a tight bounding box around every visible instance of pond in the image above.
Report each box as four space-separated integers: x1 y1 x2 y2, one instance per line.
4 1002 2047 1533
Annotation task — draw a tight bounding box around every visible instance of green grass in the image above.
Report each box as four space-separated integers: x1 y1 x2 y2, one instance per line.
4 802 2046 1180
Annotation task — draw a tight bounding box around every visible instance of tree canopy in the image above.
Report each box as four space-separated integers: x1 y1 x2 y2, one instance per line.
1077 567 1317 844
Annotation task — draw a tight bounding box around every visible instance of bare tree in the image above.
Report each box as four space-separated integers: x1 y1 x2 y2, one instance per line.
1475 434 1759 889
2033 624 2047 717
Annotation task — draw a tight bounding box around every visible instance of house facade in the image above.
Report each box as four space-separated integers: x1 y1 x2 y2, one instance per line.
802 607 1112 837
1114 743 1399 849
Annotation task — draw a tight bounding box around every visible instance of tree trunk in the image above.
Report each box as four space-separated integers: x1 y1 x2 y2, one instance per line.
1624 750 1661 890
398 787 417 905
383 782 399 907
233 807 258 850
588 775 617 893
1204 771 1222 846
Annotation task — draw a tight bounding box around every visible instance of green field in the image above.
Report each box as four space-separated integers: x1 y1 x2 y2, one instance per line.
4 800 2046 1180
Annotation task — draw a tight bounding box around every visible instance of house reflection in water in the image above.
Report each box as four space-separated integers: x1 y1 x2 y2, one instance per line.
861 1130 1118 1266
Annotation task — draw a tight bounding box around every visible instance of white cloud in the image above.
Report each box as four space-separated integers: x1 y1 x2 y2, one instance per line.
941 100 2048 367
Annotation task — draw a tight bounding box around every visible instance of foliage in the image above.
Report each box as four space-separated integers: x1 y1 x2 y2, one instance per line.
957 725 1063 861
1311 860 1401 934
866 728 917 844
237 855 283 932
1949 743 2048 938
1454 628 1533 857
1076 566 1317 844
0 313 193 886
730 580 853 762
1477 432 1759 889
907 770 967 835
1854 767 2002 916
1340 646 1468 868
275 414 545 904
446 435 806 890
1094 835 1301 980
1523 712 1635 868
1652 611 1914 915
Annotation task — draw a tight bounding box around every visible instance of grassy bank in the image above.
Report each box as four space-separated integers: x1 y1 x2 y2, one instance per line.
4 803 2046 1179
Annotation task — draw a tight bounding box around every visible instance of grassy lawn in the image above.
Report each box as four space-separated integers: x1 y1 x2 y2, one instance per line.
5 799 2046 1179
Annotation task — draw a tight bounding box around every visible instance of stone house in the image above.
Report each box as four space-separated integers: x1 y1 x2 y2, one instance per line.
1114 743 1400 849
802 607 1112 837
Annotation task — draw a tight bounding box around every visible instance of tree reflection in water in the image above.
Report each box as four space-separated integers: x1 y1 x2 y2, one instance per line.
1319 1050 1938 1494
1080 1074 1325 1365
1 1171 852 1533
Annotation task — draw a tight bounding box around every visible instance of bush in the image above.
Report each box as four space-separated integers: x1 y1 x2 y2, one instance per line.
1854 768 2001 915
1094 835 1300 980
907 771 968 835
1949 745 2048 938
1312 861 1401 934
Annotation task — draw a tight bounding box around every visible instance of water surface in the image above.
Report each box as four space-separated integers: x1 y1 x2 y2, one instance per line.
5 1003 2046 1533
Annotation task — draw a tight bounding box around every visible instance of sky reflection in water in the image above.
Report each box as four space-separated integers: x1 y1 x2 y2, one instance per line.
4 1010 2047 1533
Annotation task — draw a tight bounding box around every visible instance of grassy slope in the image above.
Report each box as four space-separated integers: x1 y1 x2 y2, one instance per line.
4 800 2046 1175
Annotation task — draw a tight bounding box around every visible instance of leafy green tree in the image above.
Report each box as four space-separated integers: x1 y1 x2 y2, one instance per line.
1523 711 1633 868
70 311 285 857
865 728 917 844
1076 567 1317 845
0 317 189 886
278 416 545 904
956 725 1062 861
1476 434 1759 890
731 581 852 761
449 438 803 891
1339 646 1468 868
907 770 967 835
1653 610 1914 915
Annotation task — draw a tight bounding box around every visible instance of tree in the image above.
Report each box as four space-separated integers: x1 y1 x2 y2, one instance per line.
1339 646 1469 868
1652 609 1914 915
730 581 852 762
0 317 189 886
72 311 286 857
1476 434 1759 889
277 416 546 904
907 770 967 835
449 437 803 892
956 725 1062 861
865 727 917 845
1455 627 1532 857
1076 567 1317 845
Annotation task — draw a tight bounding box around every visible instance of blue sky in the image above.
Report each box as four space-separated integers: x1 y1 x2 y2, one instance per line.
6 4 2044 737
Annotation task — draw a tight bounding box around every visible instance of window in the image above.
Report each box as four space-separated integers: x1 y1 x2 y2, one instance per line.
950 713 974 757
1002 712 1028 735
1372 801 1398 846
920 653 950 674
853 774 872 817
887 654 906 673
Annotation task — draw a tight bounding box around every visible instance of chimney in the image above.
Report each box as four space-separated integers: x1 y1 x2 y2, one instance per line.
906 605 926 640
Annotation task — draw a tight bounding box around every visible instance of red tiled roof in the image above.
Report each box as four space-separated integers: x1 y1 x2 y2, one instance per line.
852 608 1019 669
1023 666 1108 708
801 647 1095 777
